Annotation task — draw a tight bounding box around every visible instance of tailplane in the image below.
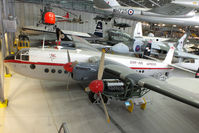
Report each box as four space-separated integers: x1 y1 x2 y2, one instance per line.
63 12 69 19
163 47 175 64
94 21 103 37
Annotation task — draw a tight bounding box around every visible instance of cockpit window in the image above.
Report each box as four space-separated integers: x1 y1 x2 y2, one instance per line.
15 49 29 61
184 59 195 63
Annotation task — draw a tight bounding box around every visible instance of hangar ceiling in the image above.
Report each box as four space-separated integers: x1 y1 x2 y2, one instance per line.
15 0 173 13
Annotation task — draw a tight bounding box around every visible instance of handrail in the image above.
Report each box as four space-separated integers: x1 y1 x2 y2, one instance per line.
58 122 70 133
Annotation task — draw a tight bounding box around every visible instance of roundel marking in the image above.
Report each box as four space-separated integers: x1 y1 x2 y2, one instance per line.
135 45 140 52
128 9 134 15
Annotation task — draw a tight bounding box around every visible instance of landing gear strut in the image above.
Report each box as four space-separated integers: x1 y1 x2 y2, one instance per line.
88 91 108 104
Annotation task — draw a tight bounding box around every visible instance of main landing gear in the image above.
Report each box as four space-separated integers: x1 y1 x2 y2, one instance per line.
88 91 108 104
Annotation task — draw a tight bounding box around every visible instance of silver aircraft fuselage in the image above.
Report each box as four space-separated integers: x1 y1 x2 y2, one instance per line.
4 48 173 81
103 6 199 26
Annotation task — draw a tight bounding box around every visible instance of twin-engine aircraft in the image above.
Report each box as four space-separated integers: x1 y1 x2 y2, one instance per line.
4 35 199 116
94 0 199 26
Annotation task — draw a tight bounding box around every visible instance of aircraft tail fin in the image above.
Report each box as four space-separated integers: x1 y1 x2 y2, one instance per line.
56 28 62 40
94 21 103 37
163 47 175 64
93 0 120 9
55 28 71 41
176 33 188 52
133 22 143 38
63 12 70 19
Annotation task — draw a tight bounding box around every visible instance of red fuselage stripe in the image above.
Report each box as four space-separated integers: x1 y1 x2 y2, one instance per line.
130 67 173 70
4 60 64 66
4 60 174 70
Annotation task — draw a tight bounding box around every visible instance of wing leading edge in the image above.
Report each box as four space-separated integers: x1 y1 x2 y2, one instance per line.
138 78 199 108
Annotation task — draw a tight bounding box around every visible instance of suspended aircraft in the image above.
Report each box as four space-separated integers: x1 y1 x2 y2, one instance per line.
55 13 85 24
93 15 113 24
36 4 55 26
94 0 199 26
113 20 131 30
37 4 86 27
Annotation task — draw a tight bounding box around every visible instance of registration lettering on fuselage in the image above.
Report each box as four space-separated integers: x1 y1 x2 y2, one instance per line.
130 61 143 65
130 61 157 66
146 63 156 66
113 8 134 15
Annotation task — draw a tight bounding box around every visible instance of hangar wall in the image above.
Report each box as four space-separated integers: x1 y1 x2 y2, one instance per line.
14 2 137 37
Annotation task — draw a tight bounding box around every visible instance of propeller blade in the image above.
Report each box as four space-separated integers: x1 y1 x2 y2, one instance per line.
98 49 105 80
72 60 78 67
99 92 110 123
59 30 62 41
67 50 71 63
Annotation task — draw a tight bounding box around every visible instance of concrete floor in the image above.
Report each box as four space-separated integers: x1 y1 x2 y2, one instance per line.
0 68 198 133
0 50 199 133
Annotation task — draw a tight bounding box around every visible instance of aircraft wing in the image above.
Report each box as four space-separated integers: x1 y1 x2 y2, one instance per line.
175 51 199 59
142 3 195 17
103 64 199 108
22 26 91 38
138 78 199 108
71 36 99 52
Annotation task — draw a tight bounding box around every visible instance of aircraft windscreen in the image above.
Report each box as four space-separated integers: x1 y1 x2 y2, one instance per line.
15 48 29 61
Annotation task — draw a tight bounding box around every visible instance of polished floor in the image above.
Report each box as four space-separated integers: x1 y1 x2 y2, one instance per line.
0 67 198 133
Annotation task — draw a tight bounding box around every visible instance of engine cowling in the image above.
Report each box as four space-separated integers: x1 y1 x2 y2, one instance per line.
72 63 98 81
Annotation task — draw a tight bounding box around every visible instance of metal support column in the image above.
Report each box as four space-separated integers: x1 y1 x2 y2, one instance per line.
2 0 11 76
9 0 16 54
0 0 7 107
